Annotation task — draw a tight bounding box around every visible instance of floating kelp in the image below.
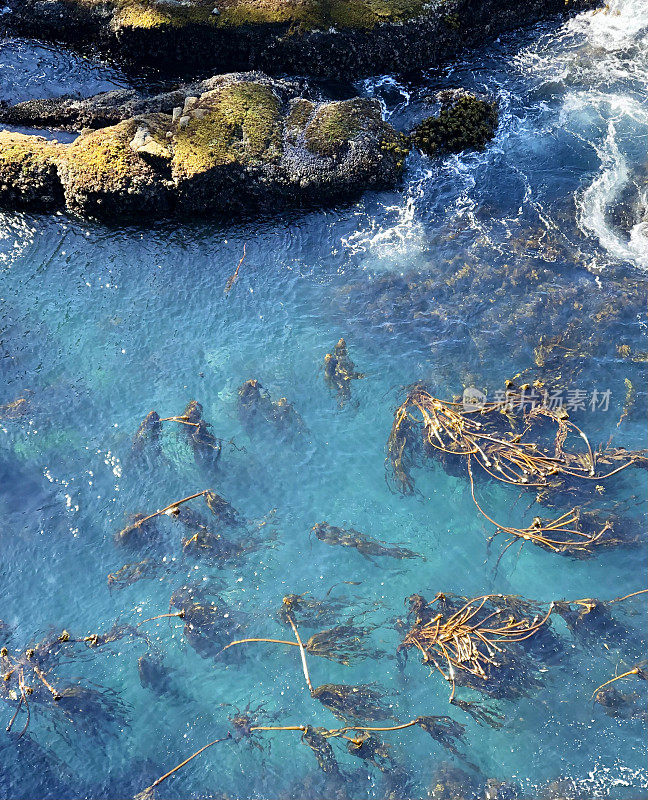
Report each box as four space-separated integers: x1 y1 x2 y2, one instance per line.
134 734 232 800
170 584 247 659
555 588 648 649
324 338 364 407
277 593 349 629
593 684 647 721
302 725 342 776
591 659 647 701
311 683 393 722
237 379 306 438
387 384 648 556
132 401 222 464
107 559 160 590
132 411 162 453
312 522 424 561
0 629 132 738
221 622 379 666
115 489 220 546
224 243 246 294
397 592 554 701
0 396 29 420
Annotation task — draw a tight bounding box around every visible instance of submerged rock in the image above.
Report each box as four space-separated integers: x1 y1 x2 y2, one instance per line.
0 73 406 219
1 0 600 79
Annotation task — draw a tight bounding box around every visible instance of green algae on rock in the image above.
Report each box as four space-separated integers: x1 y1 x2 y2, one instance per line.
0 74 407 219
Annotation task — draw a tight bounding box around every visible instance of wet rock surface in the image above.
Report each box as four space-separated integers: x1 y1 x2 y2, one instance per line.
0 0 600 79
0 72 407 219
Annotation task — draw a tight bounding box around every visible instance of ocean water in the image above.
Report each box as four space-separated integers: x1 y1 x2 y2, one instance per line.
0 2 647 797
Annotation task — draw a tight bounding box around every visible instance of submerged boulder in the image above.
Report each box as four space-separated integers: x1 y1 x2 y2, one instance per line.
0 74 407 219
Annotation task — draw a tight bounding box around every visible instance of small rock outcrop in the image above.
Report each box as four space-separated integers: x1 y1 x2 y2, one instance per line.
411 91 499 156
0 74 408 219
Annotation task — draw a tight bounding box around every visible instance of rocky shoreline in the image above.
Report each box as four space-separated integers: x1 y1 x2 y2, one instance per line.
1 0 599 79
0 0 601 220
0 73 409 217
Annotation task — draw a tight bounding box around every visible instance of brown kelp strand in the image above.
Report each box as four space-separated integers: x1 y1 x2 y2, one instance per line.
302 725 342 776
224 242 246 294
221 623 380 666
115 489 240 547
593 685 647 721
312 522 424 561
115 490 209 545
397 592 554 701
554 587 648 649
134 733 232 800
0 629 133 737
311 683 393 722
277 593 349 629
237 379 306 438
324 338 364 407
387 383 647 555
591 660 647 700
132 400 222 464
170 584 247 659
107 559 161 590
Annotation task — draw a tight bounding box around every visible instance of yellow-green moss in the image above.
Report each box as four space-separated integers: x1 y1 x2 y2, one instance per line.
61 117 170 186
304 99 373 157
285 99 315 135
0 131 62 174
172 83 282 178
114 0 217 29
62 121 140 184
107 0 432 31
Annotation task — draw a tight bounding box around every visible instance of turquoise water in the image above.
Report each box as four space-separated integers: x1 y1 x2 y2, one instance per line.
0 3 647 797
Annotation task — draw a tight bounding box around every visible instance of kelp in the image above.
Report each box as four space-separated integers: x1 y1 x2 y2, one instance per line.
132 401 222 464
324 338 364 407
115 489 235 546
591 660 647 701
311 683 393 722
555 588 648 649
134 734 232 800
0 628 133 738
237 379 306 438
302 725 342 776
170 583 247 659
107 559 160 589
593 685 647 720
397 592 554 701
387 383 648 556
277 593 349 629
312 522 424 561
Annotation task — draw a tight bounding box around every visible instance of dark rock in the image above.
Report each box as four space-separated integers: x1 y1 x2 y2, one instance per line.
1 0 601 80
411 90 499 156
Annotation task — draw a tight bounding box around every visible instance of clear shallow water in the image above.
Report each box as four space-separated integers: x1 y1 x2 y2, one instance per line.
0 2 647 798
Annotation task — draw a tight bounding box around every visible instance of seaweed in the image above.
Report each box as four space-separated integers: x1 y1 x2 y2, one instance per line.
132 401 222 464
387 384 648 557
324 338 364 407
237 379 306 438
311 683 393 722
397 592 554 701
312 522 424 561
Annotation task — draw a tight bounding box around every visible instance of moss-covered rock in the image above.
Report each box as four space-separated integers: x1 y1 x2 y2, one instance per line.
0 132 64 209
2 0 601 78
0 74 407 219
57 115 173 215
411 91 499 156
